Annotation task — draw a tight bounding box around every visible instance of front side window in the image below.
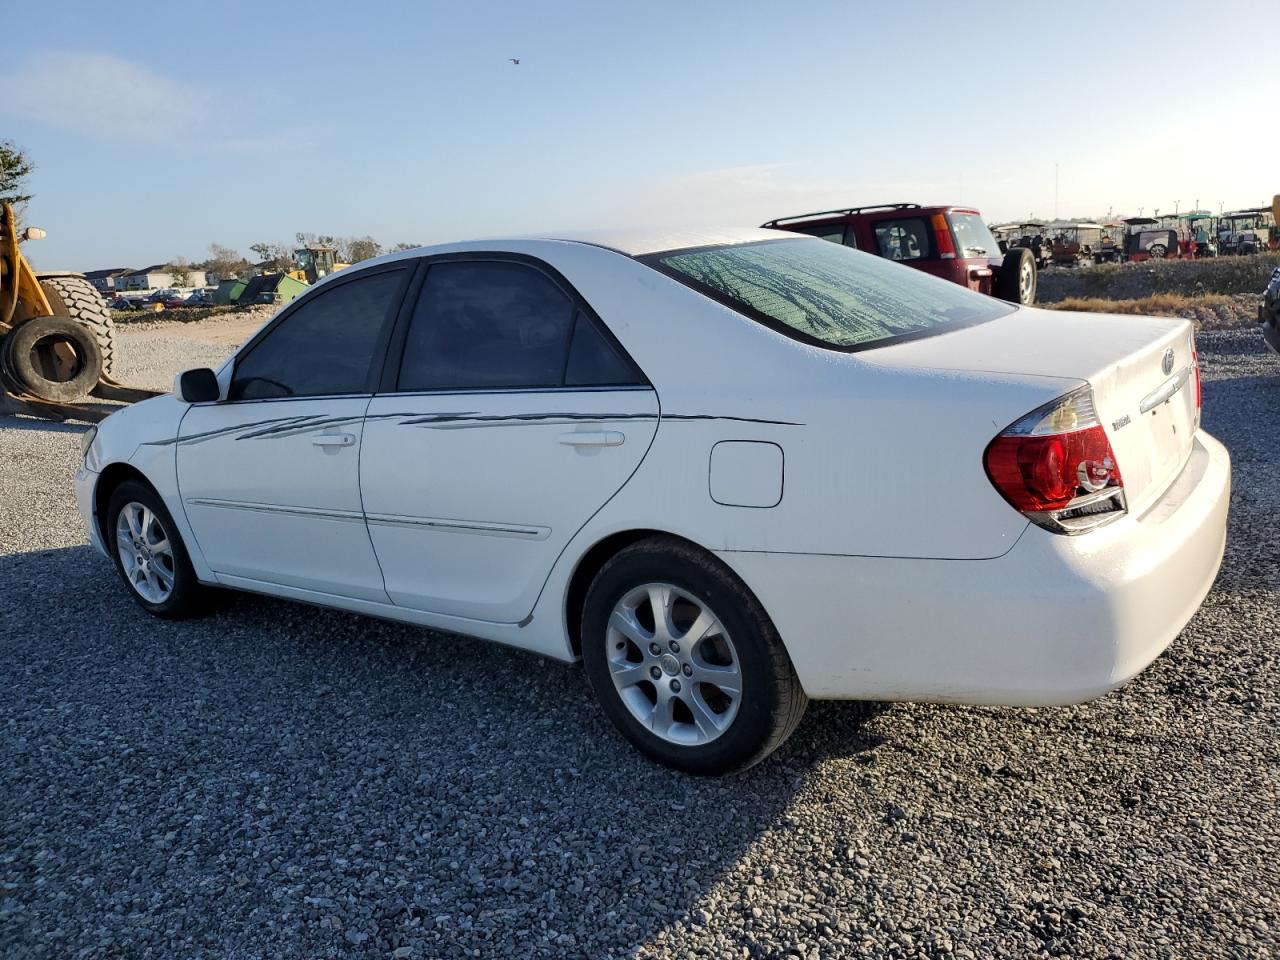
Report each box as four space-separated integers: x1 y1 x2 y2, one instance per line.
873 218 930 260
646 238 1015 351
396 260 644 392
229 268 406 400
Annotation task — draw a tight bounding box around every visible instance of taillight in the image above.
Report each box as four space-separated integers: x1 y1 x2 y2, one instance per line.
984 385 1127 534
932 214 956 260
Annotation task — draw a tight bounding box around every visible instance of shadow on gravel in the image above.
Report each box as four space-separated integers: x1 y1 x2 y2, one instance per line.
0 544 887 959
0 414 92 435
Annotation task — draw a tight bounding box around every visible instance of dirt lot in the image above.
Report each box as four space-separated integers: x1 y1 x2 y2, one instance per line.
1 317 1278 959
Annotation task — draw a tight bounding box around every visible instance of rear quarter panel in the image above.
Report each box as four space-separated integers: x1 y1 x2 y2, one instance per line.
531 244 1071 563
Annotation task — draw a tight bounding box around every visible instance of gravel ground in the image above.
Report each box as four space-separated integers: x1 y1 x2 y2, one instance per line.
1 320 1278 959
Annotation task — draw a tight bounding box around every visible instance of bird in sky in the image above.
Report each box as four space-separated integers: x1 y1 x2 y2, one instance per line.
509 58 520 65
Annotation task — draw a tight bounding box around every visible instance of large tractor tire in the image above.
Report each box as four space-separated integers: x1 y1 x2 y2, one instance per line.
1 314 104 402
38 275 117 377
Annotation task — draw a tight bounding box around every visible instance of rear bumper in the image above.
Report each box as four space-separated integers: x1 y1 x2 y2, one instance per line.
722 431 1230 705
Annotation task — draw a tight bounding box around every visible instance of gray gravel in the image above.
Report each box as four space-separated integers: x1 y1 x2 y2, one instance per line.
1 321 1278 959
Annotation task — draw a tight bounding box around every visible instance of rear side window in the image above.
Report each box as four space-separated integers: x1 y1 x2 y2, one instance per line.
396 260 644 392
229 268 406 400
873 218 930 261
564 310 641 386
949 213 1003 259
646 238 1015 351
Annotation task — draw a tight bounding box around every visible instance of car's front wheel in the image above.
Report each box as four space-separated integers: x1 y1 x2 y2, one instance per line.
581 537 806 774
107 479 205 618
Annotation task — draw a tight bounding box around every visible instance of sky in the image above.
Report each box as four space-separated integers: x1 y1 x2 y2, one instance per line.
5 0 1276 270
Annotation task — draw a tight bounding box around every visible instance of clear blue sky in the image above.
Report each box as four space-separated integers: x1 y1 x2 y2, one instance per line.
6 0 1275 270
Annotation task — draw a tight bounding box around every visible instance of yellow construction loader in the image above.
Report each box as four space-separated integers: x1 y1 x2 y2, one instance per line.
0 202 158 422
287 245 349 285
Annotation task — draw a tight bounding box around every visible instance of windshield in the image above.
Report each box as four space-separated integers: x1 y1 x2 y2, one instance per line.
644 238 1015 351
948 213 1003 259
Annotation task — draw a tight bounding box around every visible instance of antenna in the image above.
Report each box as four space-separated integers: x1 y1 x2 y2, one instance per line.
1054 163 1059 220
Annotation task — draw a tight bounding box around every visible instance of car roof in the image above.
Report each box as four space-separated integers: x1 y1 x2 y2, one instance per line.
494 226 785 256
302 227 796 295
760 203 982 228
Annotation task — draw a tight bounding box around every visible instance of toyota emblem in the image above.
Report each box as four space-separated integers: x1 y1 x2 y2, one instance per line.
1161 347 1175 375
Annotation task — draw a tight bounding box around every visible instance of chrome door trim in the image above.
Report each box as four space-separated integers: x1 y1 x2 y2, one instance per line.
364 513 550 540
184 498 366 523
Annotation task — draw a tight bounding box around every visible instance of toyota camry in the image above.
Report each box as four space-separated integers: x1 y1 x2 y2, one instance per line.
75 228 1230 774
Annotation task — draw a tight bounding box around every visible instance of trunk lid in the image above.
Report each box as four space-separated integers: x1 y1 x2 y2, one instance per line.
863 307 1198 512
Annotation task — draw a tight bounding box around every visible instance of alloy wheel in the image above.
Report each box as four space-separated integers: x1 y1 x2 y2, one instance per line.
115 501 176 603
605 582 741 746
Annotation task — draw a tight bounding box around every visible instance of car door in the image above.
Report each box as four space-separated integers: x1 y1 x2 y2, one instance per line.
176 264 411 601
360 255 658 623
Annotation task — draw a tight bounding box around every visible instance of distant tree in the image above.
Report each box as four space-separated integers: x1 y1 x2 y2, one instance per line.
205 243 251 281
295 231 339 250
249 241 293 273
0 140 34 207
390 242 419 252
346 236 383 263
168 256 192 287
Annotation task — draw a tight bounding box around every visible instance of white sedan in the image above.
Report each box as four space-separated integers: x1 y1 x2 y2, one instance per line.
75 228 1230 774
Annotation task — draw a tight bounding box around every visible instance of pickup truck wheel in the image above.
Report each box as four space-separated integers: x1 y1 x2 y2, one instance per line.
996 247 1036 305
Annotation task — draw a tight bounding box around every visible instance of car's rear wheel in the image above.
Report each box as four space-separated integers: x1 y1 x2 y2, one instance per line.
996 247 1036 305
581 537 806 774
106 479 205 618
1149 243 1167 259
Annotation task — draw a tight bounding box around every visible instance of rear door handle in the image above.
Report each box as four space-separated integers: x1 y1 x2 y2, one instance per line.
559 431 624 447
312 433 356 448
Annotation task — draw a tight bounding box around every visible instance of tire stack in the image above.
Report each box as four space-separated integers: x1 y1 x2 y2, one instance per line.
0 276 113 403
39 276 116 377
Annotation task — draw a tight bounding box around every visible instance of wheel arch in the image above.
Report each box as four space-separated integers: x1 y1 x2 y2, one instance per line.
562 528 759 658
93 462 156 547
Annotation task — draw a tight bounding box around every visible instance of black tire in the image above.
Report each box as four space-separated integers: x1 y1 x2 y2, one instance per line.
39 275 117 377
580 536 807 775
106 479 206 619
996 246 1036 305
0 315 103 402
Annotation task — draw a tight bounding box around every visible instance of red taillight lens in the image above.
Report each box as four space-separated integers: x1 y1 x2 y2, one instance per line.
932 214 957 259
983 385 1127 533
985 424 1121 512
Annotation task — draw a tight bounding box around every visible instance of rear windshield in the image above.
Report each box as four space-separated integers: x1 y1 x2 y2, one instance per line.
949 213 1002 259
644 238 1014 351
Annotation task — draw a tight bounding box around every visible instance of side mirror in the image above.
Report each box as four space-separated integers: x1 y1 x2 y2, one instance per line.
174 368 220 403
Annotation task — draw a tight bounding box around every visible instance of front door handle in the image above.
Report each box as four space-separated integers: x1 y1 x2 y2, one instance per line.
312 433 356 448
559 431 624 447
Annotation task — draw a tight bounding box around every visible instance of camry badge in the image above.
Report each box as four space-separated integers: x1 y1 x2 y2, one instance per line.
1112 413 1131 431
1161 347 1175 375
